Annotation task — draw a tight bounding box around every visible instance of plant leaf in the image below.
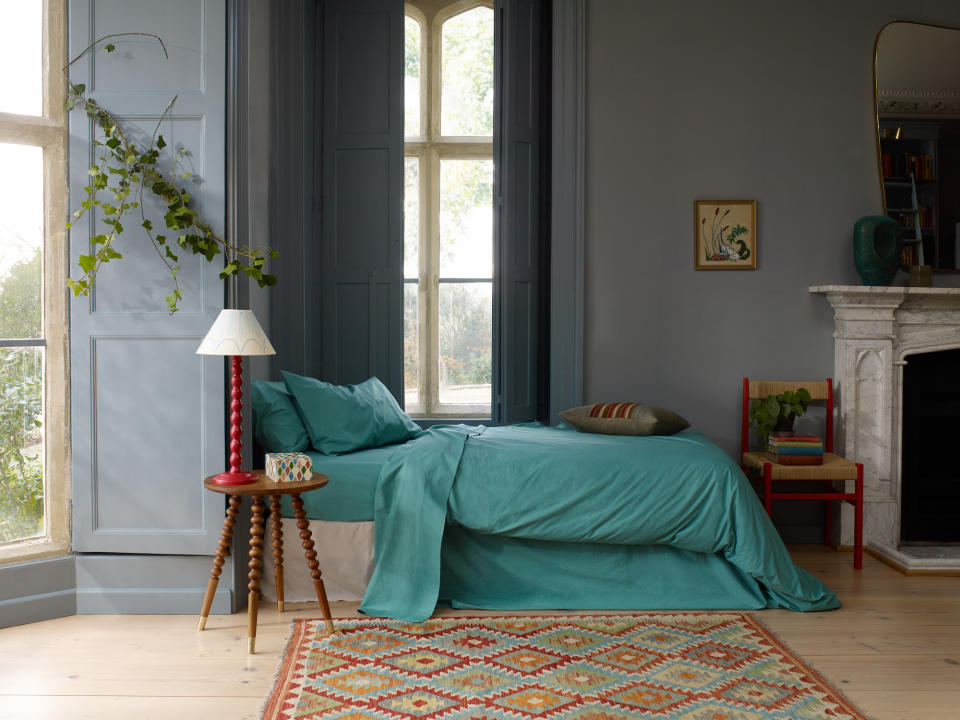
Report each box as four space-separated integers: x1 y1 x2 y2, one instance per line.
78 254 96 273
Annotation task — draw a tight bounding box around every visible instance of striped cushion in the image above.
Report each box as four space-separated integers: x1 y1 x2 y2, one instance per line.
560 403 690 437
590 402 645 419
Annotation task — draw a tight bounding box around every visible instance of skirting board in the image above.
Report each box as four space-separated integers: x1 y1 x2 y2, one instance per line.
0 555 77 629
75 553 233 615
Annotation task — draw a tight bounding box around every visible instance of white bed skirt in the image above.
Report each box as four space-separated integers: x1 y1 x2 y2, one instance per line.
260 518 374 603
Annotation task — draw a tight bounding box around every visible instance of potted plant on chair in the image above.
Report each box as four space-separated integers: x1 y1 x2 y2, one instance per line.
747 387 812 450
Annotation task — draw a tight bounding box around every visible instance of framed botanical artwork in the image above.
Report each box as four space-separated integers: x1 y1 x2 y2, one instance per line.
694 200 757 270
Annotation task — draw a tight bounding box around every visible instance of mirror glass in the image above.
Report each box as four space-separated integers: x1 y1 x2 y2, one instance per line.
875 22 960 270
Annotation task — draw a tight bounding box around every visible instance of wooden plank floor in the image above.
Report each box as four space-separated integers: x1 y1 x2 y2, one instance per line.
0 546 957 720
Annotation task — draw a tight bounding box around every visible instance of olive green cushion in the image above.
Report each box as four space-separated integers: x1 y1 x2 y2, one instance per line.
282 372 422 455
560 403 690 437
251 380 311 452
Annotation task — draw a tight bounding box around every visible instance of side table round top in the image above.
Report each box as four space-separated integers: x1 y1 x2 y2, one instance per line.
203 471 329 496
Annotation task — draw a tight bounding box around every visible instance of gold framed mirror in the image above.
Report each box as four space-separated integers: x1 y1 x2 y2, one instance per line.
874 21 960 271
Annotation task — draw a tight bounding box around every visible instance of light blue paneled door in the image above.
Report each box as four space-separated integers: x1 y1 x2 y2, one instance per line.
69 0 226 554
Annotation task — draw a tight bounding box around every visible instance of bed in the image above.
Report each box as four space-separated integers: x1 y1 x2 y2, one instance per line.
253 376 840 621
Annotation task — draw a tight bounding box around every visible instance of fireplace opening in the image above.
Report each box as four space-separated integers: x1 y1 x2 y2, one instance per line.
901 347 960 543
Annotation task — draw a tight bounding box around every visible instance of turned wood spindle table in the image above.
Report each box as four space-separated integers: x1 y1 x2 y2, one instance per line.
197 472 335 653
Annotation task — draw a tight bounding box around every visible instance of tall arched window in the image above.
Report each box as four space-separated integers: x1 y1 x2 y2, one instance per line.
404 2 494 417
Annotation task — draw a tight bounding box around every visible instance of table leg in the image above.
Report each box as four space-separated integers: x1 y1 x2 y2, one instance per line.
270 494 284 613
291 495 335 634
198 494 241 631
247 495 265 653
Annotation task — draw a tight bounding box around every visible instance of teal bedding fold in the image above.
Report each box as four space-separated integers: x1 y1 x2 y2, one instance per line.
362 426 485 618
360 424 840 620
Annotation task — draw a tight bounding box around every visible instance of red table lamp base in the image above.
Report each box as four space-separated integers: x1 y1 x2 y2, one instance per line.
211 469 259 486
212 355 258 486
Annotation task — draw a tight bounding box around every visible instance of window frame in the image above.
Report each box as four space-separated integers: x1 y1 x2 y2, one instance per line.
404 0 495 418
0 0 70 565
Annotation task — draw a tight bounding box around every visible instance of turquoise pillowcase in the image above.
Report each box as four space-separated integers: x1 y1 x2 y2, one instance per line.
251 380 311 453
281 372 422 454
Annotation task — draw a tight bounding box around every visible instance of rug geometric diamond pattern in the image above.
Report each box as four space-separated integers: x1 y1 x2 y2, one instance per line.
262 614 868 720
488 646 566 675
434 667 515 697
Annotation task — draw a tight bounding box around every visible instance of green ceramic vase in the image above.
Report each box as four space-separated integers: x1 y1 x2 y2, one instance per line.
853 215 902 286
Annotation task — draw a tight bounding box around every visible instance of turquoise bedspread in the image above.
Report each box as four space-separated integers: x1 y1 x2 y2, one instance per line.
360 424 840 620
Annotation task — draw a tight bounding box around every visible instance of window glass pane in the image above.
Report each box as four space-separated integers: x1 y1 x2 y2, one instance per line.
0 346 44 544
404 282 419 410
404 15 421 137
0 1 42 116
441 7 494 137
439 158 492 278
439 282 491 407
0 144 43 339
404 157 419 279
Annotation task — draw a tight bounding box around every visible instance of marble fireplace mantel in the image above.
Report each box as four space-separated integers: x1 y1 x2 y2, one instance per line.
810 285 960 571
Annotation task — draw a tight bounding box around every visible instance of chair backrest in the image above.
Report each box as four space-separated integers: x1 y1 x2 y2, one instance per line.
740 377 834 455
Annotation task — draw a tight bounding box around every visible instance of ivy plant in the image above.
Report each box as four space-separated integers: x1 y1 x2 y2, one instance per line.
64 33 277 312
748 387 812 446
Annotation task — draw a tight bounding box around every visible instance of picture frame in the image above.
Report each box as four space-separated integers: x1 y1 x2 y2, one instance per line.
694 200 757 270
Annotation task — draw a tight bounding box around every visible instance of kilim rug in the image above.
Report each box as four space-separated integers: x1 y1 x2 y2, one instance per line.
261 613 868 720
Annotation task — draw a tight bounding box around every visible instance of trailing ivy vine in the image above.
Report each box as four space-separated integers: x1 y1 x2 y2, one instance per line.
64 33 276 312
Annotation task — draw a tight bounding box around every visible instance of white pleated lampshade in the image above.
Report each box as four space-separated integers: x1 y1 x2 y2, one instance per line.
196 309 276 356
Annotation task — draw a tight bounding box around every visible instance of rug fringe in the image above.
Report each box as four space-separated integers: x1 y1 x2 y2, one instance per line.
259 617 301 720
743 613 871 720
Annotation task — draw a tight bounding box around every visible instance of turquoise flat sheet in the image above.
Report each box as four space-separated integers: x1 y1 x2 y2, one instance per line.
278 447 392 522
361 424 840 620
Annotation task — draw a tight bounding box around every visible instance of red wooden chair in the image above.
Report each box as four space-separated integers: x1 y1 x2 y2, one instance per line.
740 378 863 569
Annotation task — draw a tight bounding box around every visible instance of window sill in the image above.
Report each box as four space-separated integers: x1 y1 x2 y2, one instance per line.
0 535 71 568
412 417 494 428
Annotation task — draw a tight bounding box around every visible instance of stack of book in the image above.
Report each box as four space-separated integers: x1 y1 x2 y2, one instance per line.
768 435 823 465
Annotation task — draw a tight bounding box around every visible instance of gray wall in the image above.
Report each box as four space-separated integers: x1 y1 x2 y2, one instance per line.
584 0 960 460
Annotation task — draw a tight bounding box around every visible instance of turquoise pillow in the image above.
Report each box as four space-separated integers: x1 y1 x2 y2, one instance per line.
251 380 311 453
281 372 422 454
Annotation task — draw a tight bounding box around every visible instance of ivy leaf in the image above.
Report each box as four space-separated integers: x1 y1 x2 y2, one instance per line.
73 83 86 95
90 234 108 246
141 219 153 231
78 254 97 274
157 135 166 150
104 43 115 52
67 278 88 296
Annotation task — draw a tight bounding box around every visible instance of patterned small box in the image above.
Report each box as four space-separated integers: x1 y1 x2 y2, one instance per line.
265 452 312 483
